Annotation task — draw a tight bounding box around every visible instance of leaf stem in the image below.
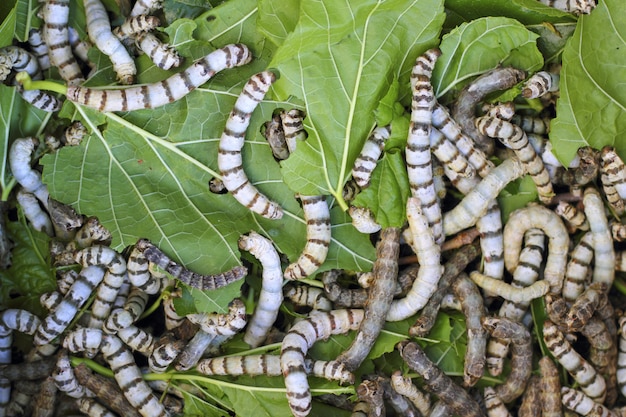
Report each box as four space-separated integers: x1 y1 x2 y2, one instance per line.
70 356 115 378
15 72 67 95
1 178 17 201
613 276 626 296
140 289 169 320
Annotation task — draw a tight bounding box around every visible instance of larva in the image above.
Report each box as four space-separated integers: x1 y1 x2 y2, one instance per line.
390 371 431 416
117 325 155 355
67 43 251 111
406 48 443 245
284 194 331 279
284 283 333 311
452 67 526 154
583 187 615 288
130 0 162 17
563 232 594 302
543 320 606 403
348 206 381 234
601 146 626 199
64 120 89 147
483 101 516 121
16 189 53 236
0 357 56 381
484 386 512 417
34 265 105 345
9 137 49 206
63 328 167 417
483 317 532 403
617 315 626 398
556 201 589 232
601 173 625 216
68 27 94 68
321 269 368 308
503 204 569 294
53 349 89 398
238 232 283 347
163 290 184 330
218 71 283 219
47 198 85 242
469 271 549 303
27 29 51 70
350 399 370 417
397 341 483 417
342 178 362 202
103 287 149 334
135 32 183 70
32 376 57 417
126 244 161 294
538 0 596 14
561 387 615 417
476 116 554 203
387 198 443 321
552 146 600 187
113 15 160 40
356 379 384 417
538 356 562 417
280 309 364 417
511 114 551 135
566 282 609 332
351 126 391 188
74 216 112 248
135 238 247 290
611 221 626 242
581 317 618 407
41 0 84 84
373 375 420 417
279 109 306 154
40 291 63 312
518 375 541 417
522 71 560 98
337 227 400 371
263 114 290 160
148 334 185 373
430 127 475 179
77 397 117 417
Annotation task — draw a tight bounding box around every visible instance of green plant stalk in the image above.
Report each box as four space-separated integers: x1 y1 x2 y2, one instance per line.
15 72 67 95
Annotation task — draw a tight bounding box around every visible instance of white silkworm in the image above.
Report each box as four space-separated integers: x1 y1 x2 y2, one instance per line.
561 387 615 417
238 232 283 347
77 397 117 417
218 71 283 219
351 126 391 188
113 15 160 40
583 187 615 288
117 325 155 355
538 0 596 14
430 127 474 179
84 0 136 84
148 335 184 373
617 316 626 399
53 349 89 398
279 109 306 154
67 43 251 111
601 173 625 216
484 386 512 417
103 287 149 333
544 320 606 403
386 198 443 321
522 71 560 98
135 32 183 70
482 101 516 121
390 371 431 416
41 0 84 84
27 29 51 70
281 309 364 417
34 265 105 345
563 232 594 302
63 328 167 416
130 0 162 17
68 27 93 67
348 206 381 234
283 283 333 311
503 204 569 294
0 309 41 368
539 356 562 417
406 48 443 245
601 146 626 199
9 137 49 206
40 291 63 312
127 244 161 294
476 116 554 203
284 195 331 279
511 114 551 135
555 200 589 232
163 291 184 330
16 189 53 236
469 271 549 303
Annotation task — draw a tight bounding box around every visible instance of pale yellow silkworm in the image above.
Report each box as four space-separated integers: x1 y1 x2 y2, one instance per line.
348 206 381 234
583 187 615 288
484 386 512 417
390 371 431 416
561 387 615 417
469 271 549 303
563 232 594 302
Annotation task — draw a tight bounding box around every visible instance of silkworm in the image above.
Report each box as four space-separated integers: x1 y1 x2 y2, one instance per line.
117 325 156 356
280 309 364 417
63 328 167 416
279 109 306 154
284 194 331 279
555 201 589 232
103 287 149 334
551 146 599 187
430 127 475 179
148 334 185 373
55 269 77 295
484 386 512 417
522 71 560 98
135 32 183 70
67 43 251 111
130 0 162 17
348 206 381 234
583 187 615 288
321 269 368 308
47 198 84 241
387 198 443 321
601 173 625 216
9 137 49 206
67 27 93 68
518 375 541 417
34 265 105 345
483 317 532 403
538 0 596 14
41 0 84 84
390 371 431 416
538 356 562 417
469 271 549 303
566 282 609 332
337 227 400 371
397 341 483 417
563 232 594 302
32 376 57 417
53 349 88 398
113 15 160 40
16 189 53 236
476 116 554 203
77 397 117 417
127 244 161 294
163 290 184 330
503 204 569 294
64 121 89 147
373 375 420 417
356 379 384 417
27 29 51 70
581 317 618 406
452 67 526 154
543 320 606 403
135 238 247 290
0 357 56 381
284 283 332 311
263 113 289 160
342 178 362 202
350 399 370 417
351 126 391 188
238 232 283 347
601 146 626 198
511 114 551 135
561 387 615 417
617 315 626 399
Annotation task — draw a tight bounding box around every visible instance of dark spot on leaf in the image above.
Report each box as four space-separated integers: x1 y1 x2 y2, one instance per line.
206 15 216 22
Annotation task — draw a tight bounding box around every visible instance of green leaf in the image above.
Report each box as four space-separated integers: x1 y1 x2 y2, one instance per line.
497 175 538 223
528 22 577 64
0 4 17 48
374 77 400 127
162 0 213 24
550 0 626 165
433 16 544 100
271 0 445 209
421 310 467 375
188 280 244 315
257 0 300 47
15 0 38 42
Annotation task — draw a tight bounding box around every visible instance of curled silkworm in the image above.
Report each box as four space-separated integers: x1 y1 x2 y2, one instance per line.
348 206 381 233
543 320 606 403
149 335 185 373
135 32 183 70
484 386 512 417
390 371 431 416
163 291 184 330
136 238 247 290
127 244 161 294
356 379 384 417
538 356 562 417
238 232 283 347
518 375 541 417
103 287 149 334
522 71 560 98
561 387 614 417
284 195 331 279
469 271 549 303
351 126 391 188
284 283 332 311
397 341 483 417
583 187 615 288
555 200 589 232
64 121 89 147
281 309 364 417
34 265 105 345
16 189 53 235
566 282 609 332
342 178 362 202
53 349 89 398
538 0 596 14
9 137 49 205
27 29 50 70
113 15 160 40
67 43 251 111
338 227 400 371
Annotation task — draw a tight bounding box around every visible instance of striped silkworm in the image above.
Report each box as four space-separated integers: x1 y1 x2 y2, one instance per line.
482 101 516 121
601 172 625 216
397 341 483 417
67 43 251 111
522 71 560 98
555 200 589 232
406 48 443 245
0 357 56 381
390 371 431 416
263 113 290 160
581 317 618 407
518 375 541 417
322 269 369 308
135 238 247 290
127 244 161 294
284 194 331 279
135 32 183 70
351 126 391 188
351 399 370 417
103 287 149 333
538 0 596 14
484 386 511 417
40 291 63 312
348 206 381 234
543 320 606 403
47 198 84 241
148 334 185 373
372 375 420 417
84 0 136 84
611 221 626 242
56 269 77 295
163 291 184 330
16 189 53 236
430 127 475 179
279 109 306 154
32 376 57 417
68 27 94 68
41 0 84 84
113 15 160 40
238 232 283 347
387 198 443 321
469 271 549 303
601 146 626 199
53 349 89 398
9 137 49 206
74 216 112 248
511 114 551 135
356 379 384 417
483 317 533 403
538 356 562 417
476 115 554 203
64 120 89 147
618 315 626 399
27 29 51 70
117 325 156 355
452 67 526 154
583 187 615 288
283 283 333 311
63 328 167 416
337 227 400 371
562 232 594 302
566 282 609 332
280 309 364 417
503 204 569 294
34 265 105 345
76 397 117 417
130 0 161 17
453 273 487 387
218 71 283 219
561 387 615 417
552 146 599 187
342 178 361 202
